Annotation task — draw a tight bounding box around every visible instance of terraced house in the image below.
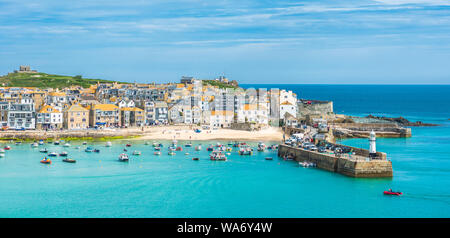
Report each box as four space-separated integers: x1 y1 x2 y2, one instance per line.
89 104 120 127
36 105 63 130
64 104 89 129
120 107 145 127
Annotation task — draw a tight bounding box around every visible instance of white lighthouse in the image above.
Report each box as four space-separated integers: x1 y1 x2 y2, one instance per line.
369 130 377 158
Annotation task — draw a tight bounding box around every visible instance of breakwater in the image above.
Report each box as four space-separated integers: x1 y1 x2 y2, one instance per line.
278 144 393 178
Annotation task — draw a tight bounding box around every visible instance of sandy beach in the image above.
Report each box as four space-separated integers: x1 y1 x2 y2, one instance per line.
0 126 284 142
135 126 283 142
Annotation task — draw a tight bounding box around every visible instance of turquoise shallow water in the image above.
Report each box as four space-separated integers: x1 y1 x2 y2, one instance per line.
1 85 450 217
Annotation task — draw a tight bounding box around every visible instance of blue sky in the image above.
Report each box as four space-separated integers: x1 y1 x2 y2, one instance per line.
0 0 449 84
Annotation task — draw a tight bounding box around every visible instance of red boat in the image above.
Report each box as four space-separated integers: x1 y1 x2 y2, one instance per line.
4 146 11 150
384 189 402 196
176 147 183 151
126 144 132 147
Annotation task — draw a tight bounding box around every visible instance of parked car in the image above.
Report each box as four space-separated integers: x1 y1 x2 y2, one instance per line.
318 146 326 153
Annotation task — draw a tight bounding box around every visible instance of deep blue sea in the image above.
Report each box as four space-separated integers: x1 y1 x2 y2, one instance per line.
1 85 449 217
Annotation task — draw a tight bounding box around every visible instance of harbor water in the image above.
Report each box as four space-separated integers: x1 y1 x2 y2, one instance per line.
1 85 450 217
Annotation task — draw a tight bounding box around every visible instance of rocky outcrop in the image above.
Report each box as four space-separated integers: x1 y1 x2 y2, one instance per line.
366 115 438 127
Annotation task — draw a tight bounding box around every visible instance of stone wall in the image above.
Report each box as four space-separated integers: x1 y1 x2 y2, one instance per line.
297 100 333 118
278 144 393 178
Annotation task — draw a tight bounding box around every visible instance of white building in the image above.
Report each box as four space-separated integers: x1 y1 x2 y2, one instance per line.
7 98 36 129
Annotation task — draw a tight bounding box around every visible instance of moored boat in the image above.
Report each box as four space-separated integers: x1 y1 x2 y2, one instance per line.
132 150 141 155
54 140 60 145
118 153 129 162
62 158 76 163
176 146 183 151
15 141 22 145
265 157 273 160
39 148 48 153
126 144 132 147
168 151 176 155
195 145 202 151
38 140 44 145
185 143 192 147
31 142 39 148
154 151 161 155
59 151 68 157
85 147 94 152
210 151 227 161
48 152 58 157
63 143 71 147
154 147 161 151
192 157 199 161
257 142 266 152
82 141 87 145
4 146 11 150
40 157 51 164
105 141 112 147
238 145 253 155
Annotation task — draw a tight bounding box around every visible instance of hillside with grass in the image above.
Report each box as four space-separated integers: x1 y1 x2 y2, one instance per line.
202 80 238 89
0 72 122 88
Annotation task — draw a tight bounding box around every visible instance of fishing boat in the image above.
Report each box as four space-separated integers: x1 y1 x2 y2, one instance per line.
59 151 68 157
105 141 112 147
172 139 177 146
265 157 273 160
93 149 100 153
257 142 266 152
118 153 129 162
126 144 132 147
85 147 94 152
185 143 192 147
215 142 222 148
232 142 240 148
225 147 232 152
176 146 183 151
38 140 44 145
39 148 48 153
132 150 141 155
154 151 161 155
0 153 4 157
238 145 253 155
154 147 161 151
195 145 202 151
152 142 159 147
210 151 227 161
168 151 176 156
63 143 71 147
192 157 199 161
82 141 87 145
15 141 22 145
75 146 80 150
206 146 214 151
384 189 402 196
31 142 39 148
4 146 11 150
144 141 150 145
40 158 51 164
48 152 58 157
0 149 5 153
54 140 60 145
62 158 76 163
185 152 189 155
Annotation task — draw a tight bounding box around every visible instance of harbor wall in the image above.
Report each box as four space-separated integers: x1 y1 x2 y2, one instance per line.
278 144 393 178
332 123 412 138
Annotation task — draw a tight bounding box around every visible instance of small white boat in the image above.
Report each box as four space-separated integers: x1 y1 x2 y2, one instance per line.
154 151 161 155
59 151 68 156
132 150 141 155
0 149 5 153
31 142 39 148
63 143 71 147
168 151 176 155
118 153 129 162
152 142 159 147
38 140 44 145
0 153 4 157
48 152 58 157
82 142 87 145
185 152 190 155
105 141 112 147
195 145 202 151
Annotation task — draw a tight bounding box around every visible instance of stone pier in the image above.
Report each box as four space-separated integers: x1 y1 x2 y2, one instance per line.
278 144 393 178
